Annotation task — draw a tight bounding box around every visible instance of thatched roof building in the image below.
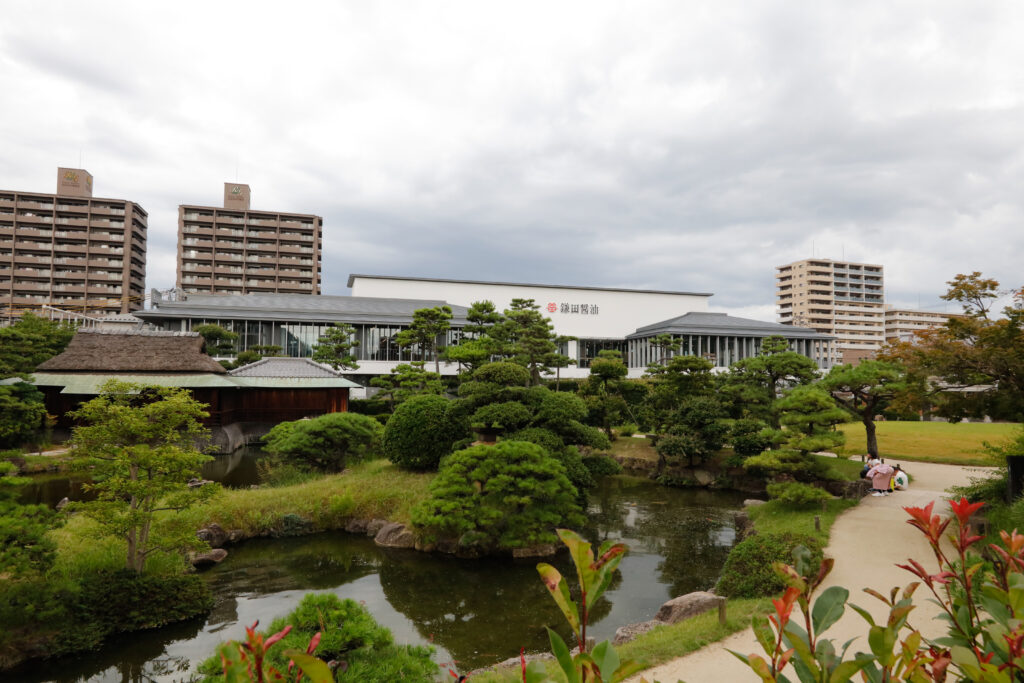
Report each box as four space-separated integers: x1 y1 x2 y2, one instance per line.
32 330 360 450
37 329 226 374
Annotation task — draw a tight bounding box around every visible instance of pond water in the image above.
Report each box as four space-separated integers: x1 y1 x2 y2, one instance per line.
11 456 744 682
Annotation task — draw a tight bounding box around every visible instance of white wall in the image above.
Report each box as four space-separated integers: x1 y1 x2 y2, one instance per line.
350 277 711 338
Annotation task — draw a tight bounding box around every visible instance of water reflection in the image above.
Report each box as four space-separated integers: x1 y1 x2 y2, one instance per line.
8 476 743 682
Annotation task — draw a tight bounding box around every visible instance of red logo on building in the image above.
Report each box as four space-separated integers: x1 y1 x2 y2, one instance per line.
547 302 557 312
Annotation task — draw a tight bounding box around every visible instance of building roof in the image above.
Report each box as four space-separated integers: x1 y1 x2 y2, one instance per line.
347 273 713 297
36 329 227 374
138 291 471 325
229 357 348 378
31 371 361 393
627 312 833 340
179 203 322 220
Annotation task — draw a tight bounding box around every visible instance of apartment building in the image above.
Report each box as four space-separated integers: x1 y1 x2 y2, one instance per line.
884 306 963 343
177 184 322 296
0 168 148 316
776 258 885 364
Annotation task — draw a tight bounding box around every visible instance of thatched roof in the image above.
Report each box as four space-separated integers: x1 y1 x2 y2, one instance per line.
36 329 227 374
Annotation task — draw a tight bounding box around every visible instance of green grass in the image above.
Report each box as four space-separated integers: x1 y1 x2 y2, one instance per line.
607 435 658 462
746 498 857 544
838 421 1017 465
48 459 435 578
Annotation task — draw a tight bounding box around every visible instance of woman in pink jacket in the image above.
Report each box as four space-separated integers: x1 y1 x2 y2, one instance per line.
866 461 894 497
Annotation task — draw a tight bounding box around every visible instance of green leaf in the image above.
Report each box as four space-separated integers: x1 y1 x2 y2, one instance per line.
537 563 581 636
828 659 870 683
867 625 896 664
811 586 848 634
524 660 552 683
848 602 876 627
592 640 620 681
752 614 776 656
282 651 335 683
547 627 580 683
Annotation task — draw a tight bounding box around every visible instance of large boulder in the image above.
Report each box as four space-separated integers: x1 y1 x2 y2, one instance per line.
192 548 228 567
655 591 722 624
613 620 664 645
374 522 417 549
365 519 389 537
197 523 229 549
344 518 369 534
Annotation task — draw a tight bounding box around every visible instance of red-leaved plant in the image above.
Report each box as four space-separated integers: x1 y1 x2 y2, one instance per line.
734 497 1024 682
217 620 333 683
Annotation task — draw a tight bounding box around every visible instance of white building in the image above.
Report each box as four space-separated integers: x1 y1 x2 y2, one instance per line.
138 274 835 382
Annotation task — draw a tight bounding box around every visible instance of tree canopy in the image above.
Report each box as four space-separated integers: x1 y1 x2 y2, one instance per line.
312 322 360 371
397 306 452 375
0 314 76 379
68 381 216 573
819 360 907 458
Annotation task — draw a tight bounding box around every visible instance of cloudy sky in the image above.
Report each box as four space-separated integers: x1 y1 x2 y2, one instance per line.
2 1 1022 320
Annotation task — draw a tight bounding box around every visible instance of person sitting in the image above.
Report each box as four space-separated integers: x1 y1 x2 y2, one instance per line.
866 461 894 497
892 464 909 491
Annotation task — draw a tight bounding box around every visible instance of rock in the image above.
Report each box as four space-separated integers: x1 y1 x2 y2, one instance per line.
691 469 714 486
435 538 460 554
374 522 417 549
512 543 558 559
197 523 229 549
743 498 767 508
55 497 70 511
613 620 664 645
227 529 245 544
414 538 436 552
192 549 228 567
344 518 369 534
188 478 214 489
734 511 752 539
365 519 389 537
655 591 722 624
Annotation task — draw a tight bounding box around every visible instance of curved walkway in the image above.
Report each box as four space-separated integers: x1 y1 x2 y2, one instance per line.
629 461 996 683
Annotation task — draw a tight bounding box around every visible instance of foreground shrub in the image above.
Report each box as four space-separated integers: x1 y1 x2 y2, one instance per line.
412 441 584 551
715 532 823 598
765 481 832 508
198 593 436 682
382 394 463 471
0 570 212 665
734 498 1024 682
264 413 383 472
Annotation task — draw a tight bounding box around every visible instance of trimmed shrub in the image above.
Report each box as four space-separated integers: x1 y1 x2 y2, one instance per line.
76 570 213 633
742 449 835 482
582 454 623 478
730 418 771 457
264 413 383 472
471 401 533 431
716 533 823 598
615 423 638 438
197 593 435 682
412 441 584 550
382 394 463 471
766 481 833 508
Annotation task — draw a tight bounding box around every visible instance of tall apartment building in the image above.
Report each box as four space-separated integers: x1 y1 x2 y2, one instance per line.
776 258 885 365
884 306 963 343
176 184 322 296
0 168 148 316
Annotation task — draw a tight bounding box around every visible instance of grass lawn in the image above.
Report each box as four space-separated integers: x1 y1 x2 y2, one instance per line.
607 435 658 462
838 421 1018 465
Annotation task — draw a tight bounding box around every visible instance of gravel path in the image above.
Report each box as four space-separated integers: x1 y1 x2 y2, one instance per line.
629 460 997 683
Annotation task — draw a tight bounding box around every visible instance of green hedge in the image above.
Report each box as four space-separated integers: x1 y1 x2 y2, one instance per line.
716 533 823 598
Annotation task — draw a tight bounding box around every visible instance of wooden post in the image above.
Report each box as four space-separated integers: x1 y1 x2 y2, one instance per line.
718 597 727 626
814 516 821 532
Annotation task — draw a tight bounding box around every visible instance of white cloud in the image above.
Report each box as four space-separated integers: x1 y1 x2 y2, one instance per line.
2 0 1023 310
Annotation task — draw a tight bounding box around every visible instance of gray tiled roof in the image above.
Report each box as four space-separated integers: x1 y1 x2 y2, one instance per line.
347 273 713 297
136 293 470 325
628 312 833 340
229 357 346 378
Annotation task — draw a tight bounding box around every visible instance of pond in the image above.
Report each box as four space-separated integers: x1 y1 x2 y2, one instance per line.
11 457 744 682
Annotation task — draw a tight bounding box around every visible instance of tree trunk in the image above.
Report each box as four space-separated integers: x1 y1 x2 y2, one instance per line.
863 414 879 459
434 343 440 375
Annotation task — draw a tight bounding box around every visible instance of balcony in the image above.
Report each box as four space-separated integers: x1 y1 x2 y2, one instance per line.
18 200 54 211
214 227 244 237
